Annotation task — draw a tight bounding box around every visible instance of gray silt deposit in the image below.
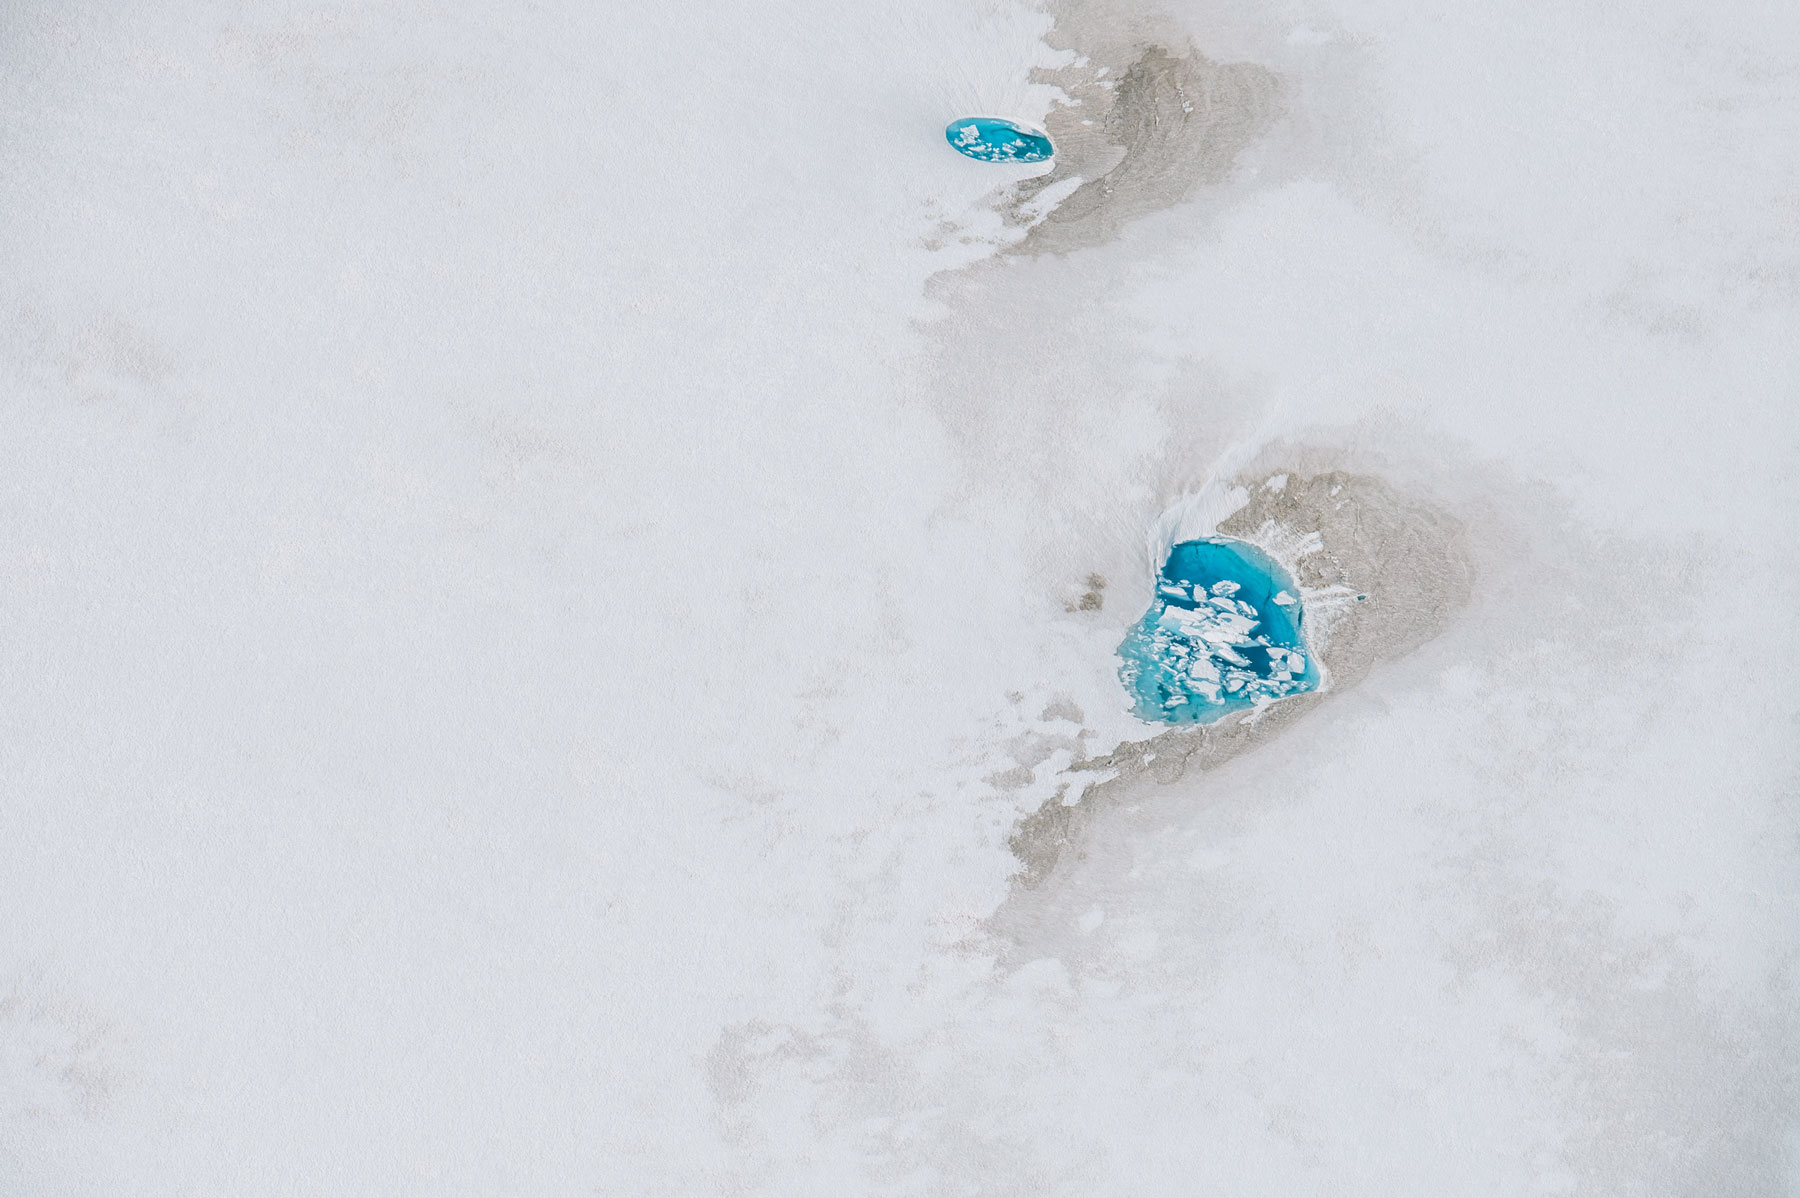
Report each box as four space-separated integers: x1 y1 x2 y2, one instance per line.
1003 3 1282 254
1008 468 1474 887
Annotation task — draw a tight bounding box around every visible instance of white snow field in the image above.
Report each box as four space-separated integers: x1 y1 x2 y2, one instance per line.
3 0 1797 1193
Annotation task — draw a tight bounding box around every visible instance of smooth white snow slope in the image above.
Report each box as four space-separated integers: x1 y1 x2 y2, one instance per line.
2 0 1796 1194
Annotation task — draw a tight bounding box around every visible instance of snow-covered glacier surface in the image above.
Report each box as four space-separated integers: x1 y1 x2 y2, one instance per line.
3 0 1797 1194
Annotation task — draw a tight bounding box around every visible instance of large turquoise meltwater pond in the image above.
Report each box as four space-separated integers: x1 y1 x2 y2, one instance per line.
1119 538 1320 724
945 116 1053 163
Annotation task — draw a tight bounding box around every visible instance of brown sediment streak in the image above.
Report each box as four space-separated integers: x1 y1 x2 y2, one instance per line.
972 11 1468 884
1009 469 1474 887
1003 2 1282 254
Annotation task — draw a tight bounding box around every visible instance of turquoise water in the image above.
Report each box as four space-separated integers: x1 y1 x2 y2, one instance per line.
945 117 1053 164
1118 539 1320 724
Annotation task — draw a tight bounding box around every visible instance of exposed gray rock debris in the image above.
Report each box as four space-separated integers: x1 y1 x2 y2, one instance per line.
1004 4 1282 254
1009 468 1473 886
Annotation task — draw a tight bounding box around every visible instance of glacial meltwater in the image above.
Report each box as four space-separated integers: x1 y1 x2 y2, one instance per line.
944 116 1054 164
1118 538 1320 724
